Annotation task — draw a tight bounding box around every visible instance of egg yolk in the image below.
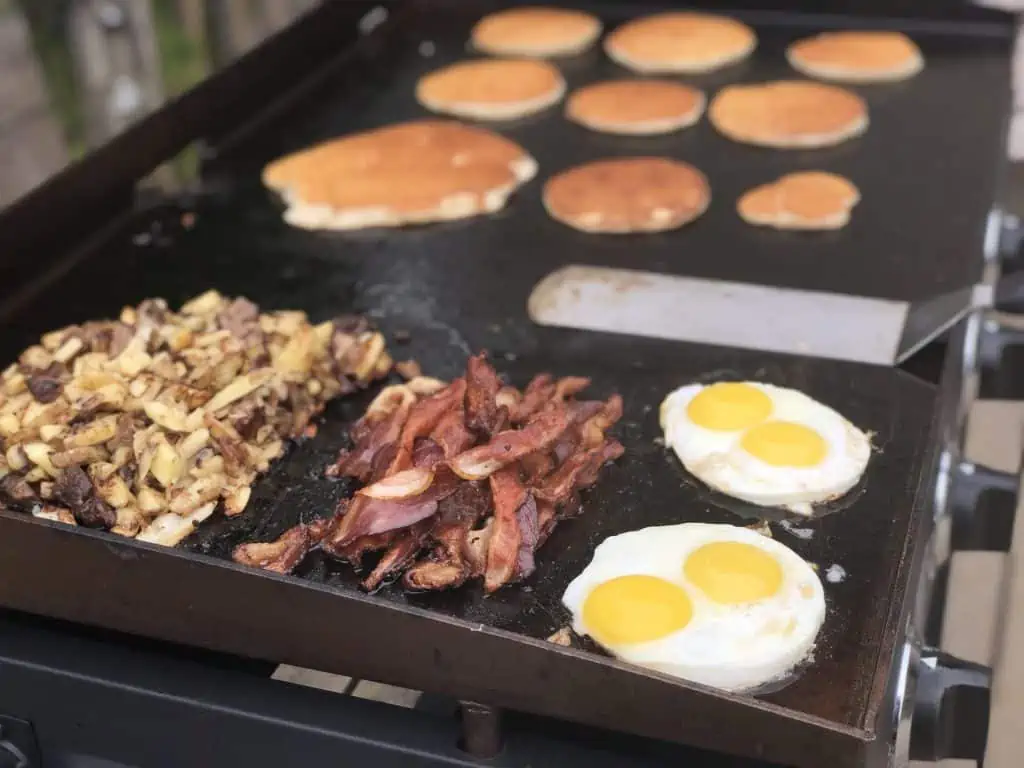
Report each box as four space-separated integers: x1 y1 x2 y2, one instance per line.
684 542 783 604
583 575 693 645
741 420 827 467
686 382 772 431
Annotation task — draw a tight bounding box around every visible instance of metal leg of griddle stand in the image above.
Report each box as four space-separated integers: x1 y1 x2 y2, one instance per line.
459 702 503 758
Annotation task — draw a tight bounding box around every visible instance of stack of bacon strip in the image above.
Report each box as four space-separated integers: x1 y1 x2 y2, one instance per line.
232 353 624 593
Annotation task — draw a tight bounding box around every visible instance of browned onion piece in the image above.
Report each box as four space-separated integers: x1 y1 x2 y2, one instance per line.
358 467 434 500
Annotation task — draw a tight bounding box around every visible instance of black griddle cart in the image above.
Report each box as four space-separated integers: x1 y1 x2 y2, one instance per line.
0 2 1017 766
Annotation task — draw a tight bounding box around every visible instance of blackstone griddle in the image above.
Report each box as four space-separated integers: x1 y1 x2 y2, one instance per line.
0 1 1016 766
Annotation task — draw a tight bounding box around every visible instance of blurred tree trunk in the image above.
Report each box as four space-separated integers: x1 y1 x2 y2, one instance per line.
205 0 318 68
67 0 164 147
204 0 252 68
176 0 205 43
0 3 71 207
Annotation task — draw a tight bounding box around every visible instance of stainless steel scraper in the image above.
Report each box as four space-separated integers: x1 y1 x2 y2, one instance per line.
528 265 989 366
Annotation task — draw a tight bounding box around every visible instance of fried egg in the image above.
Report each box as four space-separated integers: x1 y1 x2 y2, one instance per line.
660 381 870 515
562 523 825 692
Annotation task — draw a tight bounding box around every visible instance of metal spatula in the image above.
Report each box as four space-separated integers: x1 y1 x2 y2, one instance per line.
528 265 990 366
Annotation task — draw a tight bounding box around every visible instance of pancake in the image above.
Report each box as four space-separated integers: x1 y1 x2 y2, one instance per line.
604 12 756 74
471 7 602 57
543 157 710 233
416 59 566 120
262 120 537 230
787 31 923 83
709 80 868 149
566 80 706 135
738 171 860 230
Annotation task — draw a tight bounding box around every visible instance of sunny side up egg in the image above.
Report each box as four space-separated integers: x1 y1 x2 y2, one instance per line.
563 523 825 692
660 381 870 515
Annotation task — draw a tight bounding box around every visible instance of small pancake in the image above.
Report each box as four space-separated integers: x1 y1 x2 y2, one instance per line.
471 7 602 58
543 157 710 234
416 59 566 120
566 80 706 135
787 31 923 83
738 171 860 230
604 12 756 74
262 120 537 230
709 80 868 149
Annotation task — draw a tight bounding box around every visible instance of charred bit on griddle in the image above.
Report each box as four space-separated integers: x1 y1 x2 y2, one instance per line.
233 352 624 594
0 291 391 546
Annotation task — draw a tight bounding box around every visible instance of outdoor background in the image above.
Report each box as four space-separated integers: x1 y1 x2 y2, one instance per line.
1 0 318 207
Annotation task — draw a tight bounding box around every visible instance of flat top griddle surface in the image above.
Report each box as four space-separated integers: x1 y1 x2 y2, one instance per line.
0 1 1002 757
208 1 1011 303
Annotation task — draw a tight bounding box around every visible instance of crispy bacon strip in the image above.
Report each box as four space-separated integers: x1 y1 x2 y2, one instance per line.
326 467 460 548
362 521 430 592
534 440 625 503
465 352 505 438
484 466 527 593
551 397 620 463
232 517 330 574
325 530 393 565
412 437 445 469
384 379 466 474
553 376 591 401
514 493 540 581
464 518 493 576
449 406 570 480
508 374 554 424
582 395 624 450
430 407 475 458
536 500 557 547
328 398 412 481
237 353 625 595
403 482 490 591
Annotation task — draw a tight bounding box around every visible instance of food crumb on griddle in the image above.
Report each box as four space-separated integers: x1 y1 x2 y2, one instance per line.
0 290 391 546
547 626 574 646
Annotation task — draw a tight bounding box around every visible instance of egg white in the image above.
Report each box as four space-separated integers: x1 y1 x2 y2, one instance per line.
660 382 870 515
562 523 826 692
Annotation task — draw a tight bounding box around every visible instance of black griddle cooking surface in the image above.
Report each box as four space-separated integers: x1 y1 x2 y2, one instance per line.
0 2 1007 766
203 0 1011 303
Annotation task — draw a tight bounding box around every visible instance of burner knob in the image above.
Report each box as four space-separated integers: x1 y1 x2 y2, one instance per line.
909 648 990 762
947 459 1018 551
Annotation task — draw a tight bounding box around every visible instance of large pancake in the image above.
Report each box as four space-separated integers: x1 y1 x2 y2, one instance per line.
566 80 706 135
709 80 868 149
471 7 602 57
787 31 924 83
262 120 537 231
604 12 756 74
416 59 566 120
738 171 860 230
543 157 710 234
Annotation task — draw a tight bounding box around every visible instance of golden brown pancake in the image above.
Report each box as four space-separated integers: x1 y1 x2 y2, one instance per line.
262 120 537 230
471 7 602 58
738 171 860 230
709 81 868 149
566 80 706 135
787 31 923 83
543 157 710 234
416 59 566 120
604 12 756 74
